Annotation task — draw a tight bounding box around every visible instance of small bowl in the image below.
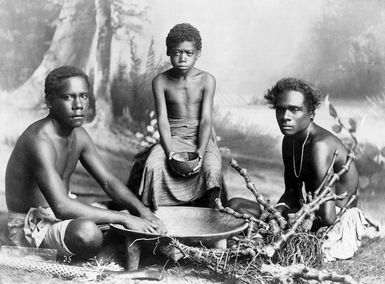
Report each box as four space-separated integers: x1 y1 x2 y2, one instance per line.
169 151 200 176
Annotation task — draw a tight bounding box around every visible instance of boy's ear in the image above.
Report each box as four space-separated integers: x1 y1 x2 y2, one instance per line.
197 50 201 57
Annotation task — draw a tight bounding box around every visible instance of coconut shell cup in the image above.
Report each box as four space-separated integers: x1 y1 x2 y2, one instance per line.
169 151 200 176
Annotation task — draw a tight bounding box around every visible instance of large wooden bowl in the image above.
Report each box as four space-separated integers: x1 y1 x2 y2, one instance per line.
110 206 248 243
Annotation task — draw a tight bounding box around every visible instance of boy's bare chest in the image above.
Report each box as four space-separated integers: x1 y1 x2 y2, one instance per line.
165 82 204 104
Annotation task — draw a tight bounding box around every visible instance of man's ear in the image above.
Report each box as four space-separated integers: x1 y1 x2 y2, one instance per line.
309 111 315 121
197 50 201 57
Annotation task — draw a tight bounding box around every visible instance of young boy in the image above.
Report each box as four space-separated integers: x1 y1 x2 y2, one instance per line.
5 66 166 258
133 23 223 209
264 77 382 260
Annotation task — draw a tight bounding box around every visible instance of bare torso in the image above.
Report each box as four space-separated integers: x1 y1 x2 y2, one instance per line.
6 117 82 213
161 68 209 119
282 124 358 207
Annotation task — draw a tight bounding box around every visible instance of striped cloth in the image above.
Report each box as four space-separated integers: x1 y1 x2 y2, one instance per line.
137 118 223 209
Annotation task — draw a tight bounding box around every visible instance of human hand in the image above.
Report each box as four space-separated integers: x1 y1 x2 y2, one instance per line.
168 150 176 161
120 213 166 234
190 153 203 174
287 213 297 226
316 226 328 238
140 211 168 235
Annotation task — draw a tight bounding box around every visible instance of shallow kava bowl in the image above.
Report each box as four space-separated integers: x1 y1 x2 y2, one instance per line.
110 206 248 243
169 152 199 176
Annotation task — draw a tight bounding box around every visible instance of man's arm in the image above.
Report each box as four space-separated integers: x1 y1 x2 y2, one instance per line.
310 141 337 226
276 169 303 218
196 73 216 160
31 135 164 233
276 138 302 218
78 128 167 233
152 74 174 159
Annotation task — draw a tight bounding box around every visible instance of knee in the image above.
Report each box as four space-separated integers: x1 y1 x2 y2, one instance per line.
64 219 103 256
321 214 336 227
227 197 262 219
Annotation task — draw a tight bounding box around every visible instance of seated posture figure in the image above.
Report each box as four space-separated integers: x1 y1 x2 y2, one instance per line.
265 77 382 260
6 66 166 258
132 23 223 210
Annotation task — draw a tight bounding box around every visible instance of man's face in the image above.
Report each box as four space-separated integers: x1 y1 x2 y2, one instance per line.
48 76 89 129
275 90 313 136
169 41 200 71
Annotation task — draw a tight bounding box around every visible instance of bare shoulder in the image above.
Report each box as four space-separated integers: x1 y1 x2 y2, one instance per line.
153 70 171 85
23 119 53 146
74 126 93 142
196 69 216 83
310 125 347 157
195 70 215 93
14 120 57 162
72 126 99 155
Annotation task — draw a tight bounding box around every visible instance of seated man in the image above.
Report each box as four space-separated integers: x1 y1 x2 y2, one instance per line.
264 77 382 260
128 23 223 210
5 66 166 258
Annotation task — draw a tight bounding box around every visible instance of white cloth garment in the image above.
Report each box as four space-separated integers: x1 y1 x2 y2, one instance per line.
322 207 384 261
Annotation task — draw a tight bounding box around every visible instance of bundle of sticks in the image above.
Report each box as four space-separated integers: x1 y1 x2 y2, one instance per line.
170 100 361 284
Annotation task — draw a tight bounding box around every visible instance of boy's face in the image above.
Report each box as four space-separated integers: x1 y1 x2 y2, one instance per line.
47 76 89 129
169 41 200 71
275 90 313 136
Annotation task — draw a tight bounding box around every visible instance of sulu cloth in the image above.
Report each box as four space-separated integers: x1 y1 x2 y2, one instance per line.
136 118 223 210
322 207 384 261
7 207 73 256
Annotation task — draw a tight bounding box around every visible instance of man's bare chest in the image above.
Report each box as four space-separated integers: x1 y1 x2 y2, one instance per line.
53 139 80 178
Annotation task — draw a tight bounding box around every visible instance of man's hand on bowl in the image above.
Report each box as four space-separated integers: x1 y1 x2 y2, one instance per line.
140 211 168 234
120 213 163 234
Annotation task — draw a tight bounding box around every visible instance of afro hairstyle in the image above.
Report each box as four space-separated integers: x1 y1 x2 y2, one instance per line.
166 23 202 56
264 77 321 115
45 65 90 100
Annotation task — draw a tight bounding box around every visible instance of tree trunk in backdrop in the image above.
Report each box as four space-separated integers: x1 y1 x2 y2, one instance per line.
92 0 113 126
13 0 95 109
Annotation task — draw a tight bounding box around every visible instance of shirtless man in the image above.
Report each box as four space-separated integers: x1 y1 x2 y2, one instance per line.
6 66 166 258
264 77 359 227
132 23 223 209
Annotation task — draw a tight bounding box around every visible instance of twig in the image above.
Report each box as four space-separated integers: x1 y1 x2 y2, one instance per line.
215 197 269 231
261 264 359 284
230 159 287 229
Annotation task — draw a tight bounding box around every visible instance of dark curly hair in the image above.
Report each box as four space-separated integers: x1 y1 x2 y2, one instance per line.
166 23 202 56
264 78 321 114
45 65 90 100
